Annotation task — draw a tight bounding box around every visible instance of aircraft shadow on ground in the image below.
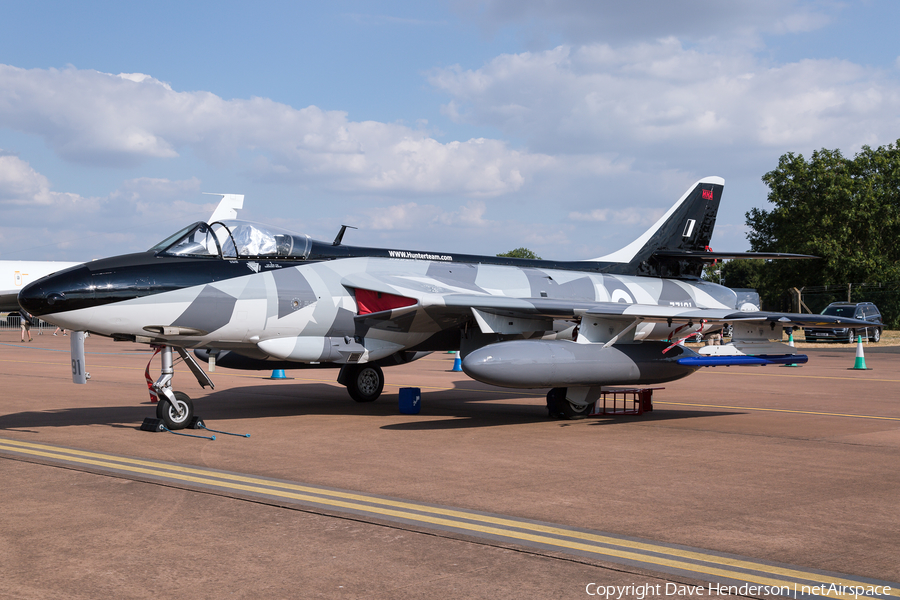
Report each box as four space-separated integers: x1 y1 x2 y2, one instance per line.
0 380 743 431
376 408 738 430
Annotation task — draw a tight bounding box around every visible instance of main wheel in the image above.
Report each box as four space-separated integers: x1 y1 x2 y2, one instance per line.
546 388 592 420
346 365 384 402
157 391 194 430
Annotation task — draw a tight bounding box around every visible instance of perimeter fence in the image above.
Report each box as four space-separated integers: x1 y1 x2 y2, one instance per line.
0 313 57 334
790 282 900 329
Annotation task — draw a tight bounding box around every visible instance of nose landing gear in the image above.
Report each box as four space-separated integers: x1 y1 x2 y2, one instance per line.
148 345 214 430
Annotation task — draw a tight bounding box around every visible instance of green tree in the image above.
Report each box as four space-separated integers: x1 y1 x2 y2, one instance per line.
746 141 900 309
701 262 722 284
497 247 542 260
703 259 764 289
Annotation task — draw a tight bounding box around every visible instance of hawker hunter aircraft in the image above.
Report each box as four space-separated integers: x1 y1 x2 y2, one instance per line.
18 177 869 428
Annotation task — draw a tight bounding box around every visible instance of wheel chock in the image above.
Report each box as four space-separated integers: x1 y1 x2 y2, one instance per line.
140 416 215 439
140 417 165 432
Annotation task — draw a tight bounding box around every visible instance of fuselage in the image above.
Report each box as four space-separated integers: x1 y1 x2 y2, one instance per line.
18 234 739 360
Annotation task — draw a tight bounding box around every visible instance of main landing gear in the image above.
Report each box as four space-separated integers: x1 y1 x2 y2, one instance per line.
339 364 385 402
546 387 593 420
149 345 215 430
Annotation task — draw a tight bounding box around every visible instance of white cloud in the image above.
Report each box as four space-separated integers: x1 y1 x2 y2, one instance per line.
107 176 205 222
1 2 893 262
365 202 442 230
363 199 490 230
116 72 172 89
429 41 900 161
442 199 489 226
0 64 551 197
569 207 662 226
0 151 90 209
0 152 204 223
0 153 211 259
451 0 836 47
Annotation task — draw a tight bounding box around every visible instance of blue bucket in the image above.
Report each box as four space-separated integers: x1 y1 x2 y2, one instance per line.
399 387 421 415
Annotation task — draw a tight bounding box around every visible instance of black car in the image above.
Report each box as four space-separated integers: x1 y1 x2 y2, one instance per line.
803 302 882 343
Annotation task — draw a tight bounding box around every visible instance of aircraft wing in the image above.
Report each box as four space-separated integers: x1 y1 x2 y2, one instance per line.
0 291 19 312
653 250 815 261
346 276 865 324
345 270 871 340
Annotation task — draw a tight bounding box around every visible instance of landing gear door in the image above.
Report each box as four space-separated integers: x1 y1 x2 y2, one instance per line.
70 331 89 384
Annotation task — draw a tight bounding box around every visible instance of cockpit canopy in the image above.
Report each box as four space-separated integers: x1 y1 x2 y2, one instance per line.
150 220 312 260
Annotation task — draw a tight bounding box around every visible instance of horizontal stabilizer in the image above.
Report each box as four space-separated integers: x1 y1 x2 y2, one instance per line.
653 250 815 261
678 354 808 367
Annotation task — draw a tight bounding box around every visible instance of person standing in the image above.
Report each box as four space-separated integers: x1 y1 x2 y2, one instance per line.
20 311 34 342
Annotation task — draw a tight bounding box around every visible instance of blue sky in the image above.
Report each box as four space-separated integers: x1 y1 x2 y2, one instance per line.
1 0 899 261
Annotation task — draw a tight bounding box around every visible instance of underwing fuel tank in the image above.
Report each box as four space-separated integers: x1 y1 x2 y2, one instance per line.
461 340 700 389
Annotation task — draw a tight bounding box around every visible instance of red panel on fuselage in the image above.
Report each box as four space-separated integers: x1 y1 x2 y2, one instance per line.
355 289 417 315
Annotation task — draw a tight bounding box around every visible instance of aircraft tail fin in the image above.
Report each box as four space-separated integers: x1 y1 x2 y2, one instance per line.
205 193 245 223
590 177 724 278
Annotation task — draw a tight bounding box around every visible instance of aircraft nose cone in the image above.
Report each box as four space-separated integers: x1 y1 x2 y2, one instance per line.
18 265 93 316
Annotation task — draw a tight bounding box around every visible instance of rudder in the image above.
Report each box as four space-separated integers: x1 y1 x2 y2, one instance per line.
591 177 724 278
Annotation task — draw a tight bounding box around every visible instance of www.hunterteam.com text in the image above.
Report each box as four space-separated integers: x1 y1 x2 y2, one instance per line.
387 250 453 261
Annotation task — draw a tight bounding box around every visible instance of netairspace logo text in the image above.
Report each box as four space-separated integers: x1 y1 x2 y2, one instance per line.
584 582 892 599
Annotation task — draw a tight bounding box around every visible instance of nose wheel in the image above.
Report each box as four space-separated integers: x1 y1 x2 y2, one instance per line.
157 391 194 430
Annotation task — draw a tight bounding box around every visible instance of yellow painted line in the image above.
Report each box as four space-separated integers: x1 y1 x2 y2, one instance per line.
0 438 895 597
657 402 900 422
0 358 88 367
699 369 900 383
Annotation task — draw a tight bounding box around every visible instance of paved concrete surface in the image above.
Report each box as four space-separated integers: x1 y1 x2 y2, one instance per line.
1 331 899 599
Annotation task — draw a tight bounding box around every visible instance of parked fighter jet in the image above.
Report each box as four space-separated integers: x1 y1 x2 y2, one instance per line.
18 177 868 428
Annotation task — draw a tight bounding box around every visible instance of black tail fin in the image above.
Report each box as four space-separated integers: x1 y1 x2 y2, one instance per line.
591 177 724 278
